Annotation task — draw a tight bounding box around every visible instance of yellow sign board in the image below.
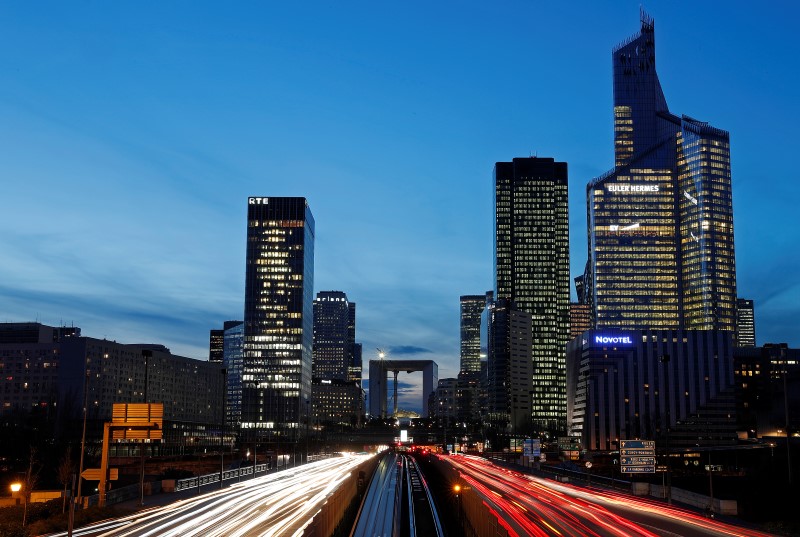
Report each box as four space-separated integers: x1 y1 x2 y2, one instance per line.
111 403 163 440
81 468 119 481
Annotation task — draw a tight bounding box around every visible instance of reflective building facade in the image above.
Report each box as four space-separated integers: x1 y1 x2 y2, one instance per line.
494 157 570 431
585 12 736 332
242 197 314 438
735 298 756 348
312 291 363 426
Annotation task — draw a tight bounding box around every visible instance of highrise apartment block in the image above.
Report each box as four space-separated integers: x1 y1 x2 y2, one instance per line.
242 197 314 438
583 11 736 331
494 157 570 431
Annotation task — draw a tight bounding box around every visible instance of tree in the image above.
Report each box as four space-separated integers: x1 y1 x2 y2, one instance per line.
57 449 74 514
22 447 40 527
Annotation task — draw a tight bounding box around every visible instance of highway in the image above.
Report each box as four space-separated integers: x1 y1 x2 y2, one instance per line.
443 454 774 537
48 453 373 537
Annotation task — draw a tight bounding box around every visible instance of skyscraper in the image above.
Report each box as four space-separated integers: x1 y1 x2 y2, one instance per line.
494 156 570 431
585 11 736 331
736 298 756 347
209 329 224 362
242 197 314 438
458 292 491 424
487 299 533 434
313 291 356 381
460 293 491 375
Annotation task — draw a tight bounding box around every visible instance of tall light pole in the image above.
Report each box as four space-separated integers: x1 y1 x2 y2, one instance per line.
139 349 151 507
70 355 92 537
661 354 672 504
781 347 793 486
304 396 310 464
220 368 227 489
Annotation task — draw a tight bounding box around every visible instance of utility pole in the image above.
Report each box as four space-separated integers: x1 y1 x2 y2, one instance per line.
139 349 151 507
782 347 793 486
220 368 227 489
661 354 672 504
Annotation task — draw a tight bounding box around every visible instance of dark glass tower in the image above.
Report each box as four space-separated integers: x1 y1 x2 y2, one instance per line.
735 298 756 347
586 11 736 331
313 291 357 381
460 293 491 375
494 157 570 432
242 197 314 438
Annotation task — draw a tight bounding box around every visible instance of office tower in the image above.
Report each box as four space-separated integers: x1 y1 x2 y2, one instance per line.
487 299 533 435
458 292 491 424
569 303 592 341
242 197 314 437
223 321 244 428
586 11 736 331
209 329 224 362
460 293 491 374
494 156 570 431
313 291 356 381
312 291 363 426
736 298 756 347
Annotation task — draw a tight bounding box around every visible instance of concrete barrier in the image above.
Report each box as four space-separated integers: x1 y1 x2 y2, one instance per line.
648 484 737 515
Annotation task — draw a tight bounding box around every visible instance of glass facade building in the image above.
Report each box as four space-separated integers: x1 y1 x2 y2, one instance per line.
223 321 244 429
494 157 570 431
735 298 756 348
460 293 491 375
487 299 533 434
242 197 314 438
585 12 737 332
312 291 356 382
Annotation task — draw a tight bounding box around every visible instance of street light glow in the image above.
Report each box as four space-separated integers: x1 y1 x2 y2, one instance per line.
10 483 21 493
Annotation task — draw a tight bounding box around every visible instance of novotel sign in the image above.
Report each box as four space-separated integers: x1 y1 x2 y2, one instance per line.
594 335 633 345
606 184 660 193
248 197 269 205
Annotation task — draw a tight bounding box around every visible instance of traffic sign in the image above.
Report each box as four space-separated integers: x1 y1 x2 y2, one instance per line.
619 439 656 473
620 440 655 450
621 457 656 465
621 465 655 474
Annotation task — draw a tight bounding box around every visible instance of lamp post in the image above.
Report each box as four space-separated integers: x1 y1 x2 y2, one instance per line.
139 349 151 507
304 396 310 464
220 368 227 489
76 354 92 510
10 482 26 526
782 347 793 486
660 354 672 504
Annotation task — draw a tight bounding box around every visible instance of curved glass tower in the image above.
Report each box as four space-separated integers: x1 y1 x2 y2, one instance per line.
586 11 736 332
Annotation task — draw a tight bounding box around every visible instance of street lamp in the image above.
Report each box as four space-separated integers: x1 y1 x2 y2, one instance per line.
220 368 227 489
660 354 672 504
304 396 310 464
10 482 22 494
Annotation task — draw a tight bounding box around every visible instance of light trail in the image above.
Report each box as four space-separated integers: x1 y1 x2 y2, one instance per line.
442 455 774 537
47 453 374 537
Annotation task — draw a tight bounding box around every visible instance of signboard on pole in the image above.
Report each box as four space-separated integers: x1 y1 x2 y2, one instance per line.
111 403 163 440
620 440 656 473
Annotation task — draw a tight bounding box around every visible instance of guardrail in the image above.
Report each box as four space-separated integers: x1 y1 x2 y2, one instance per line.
175 463 269 491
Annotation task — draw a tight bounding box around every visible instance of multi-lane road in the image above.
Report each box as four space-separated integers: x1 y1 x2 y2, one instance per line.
443 454 774 537
49 453 372 537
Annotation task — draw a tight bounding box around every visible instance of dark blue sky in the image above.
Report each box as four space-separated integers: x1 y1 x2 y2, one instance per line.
2 2 798 411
